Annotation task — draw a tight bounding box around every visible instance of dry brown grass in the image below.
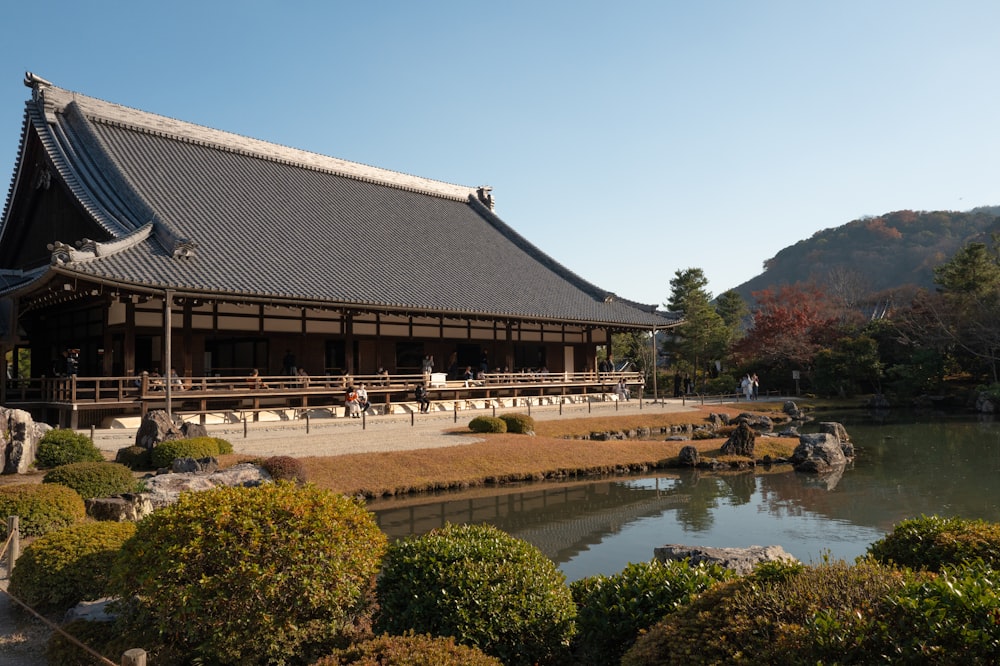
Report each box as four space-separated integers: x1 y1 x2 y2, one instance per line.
531 403 786 438
297 405 797 498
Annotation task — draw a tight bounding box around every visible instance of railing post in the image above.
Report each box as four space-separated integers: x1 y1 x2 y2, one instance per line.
305 413 310 434
121 648 147 666
6 516 20 576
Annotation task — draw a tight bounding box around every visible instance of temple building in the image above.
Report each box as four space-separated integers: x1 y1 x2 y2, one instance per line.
0 73 677 426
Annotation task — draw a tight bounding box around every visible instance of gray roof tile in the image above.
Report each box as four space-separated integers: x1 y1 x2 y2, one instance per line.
8 80 675 328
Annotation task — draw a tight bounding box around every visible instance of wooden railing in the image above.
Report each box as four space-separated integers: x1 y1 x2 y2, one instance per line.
1 371 648 428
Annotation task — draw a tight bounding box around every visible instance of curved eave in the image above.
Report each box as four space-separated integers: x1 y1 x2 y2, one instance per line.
34 260 673 329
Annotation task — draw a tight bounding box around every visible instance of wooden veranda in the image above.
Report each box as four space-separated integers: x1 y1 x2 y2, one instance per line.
2 370 646 429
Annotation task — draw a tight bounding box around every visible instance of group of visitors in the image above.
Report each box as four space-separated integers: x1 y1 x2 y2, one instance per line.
740 373 760 400
344 383 372 418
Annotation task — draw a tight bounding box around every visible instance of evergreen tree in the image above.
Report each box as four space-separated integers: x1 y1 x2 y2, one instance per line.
663 269 730 388
929 240 1000 382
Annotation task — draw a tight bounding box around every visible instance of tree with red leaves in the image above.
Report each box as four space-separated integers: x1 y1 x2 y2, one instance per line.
735 284 840 371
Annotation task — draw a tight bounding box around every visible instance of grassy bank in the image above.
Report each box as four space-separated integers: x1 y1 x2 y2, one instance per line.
282 404 798 498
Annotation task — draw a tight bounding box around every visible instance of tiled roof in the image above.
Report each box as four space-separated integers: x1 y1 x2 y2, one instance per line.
5 77 676 328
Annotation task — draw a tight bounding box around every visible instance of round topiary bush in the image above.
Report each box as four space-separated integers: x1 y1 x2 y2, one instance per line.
468 416 507 433
260 455 308 484
9 521 136 613
109 482 387 666
314 632 504 665
0 483 85 538
376 522 577 666
42 462 140 499
621 560 908 666
34 429 104 468
867 515 1000 571
149 436 233 468
499 412 535 434
571 559 734 665
114 445 152 470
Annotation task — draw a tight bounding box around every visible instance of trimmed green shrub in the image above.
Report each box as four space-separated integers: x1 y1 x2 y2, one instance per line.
376 522 576 666
868 515 1000 571
114 445 152 470
830 562 1000 663
9 521 136 613
314 632 504 665
42 462 140 499
34 429 104 468
499 412 535 434
571 559 734 665
622 559 908 665
149 436 233 468
260 455 308 484
109 482 387 666
0 483 85 538
468 416 507 433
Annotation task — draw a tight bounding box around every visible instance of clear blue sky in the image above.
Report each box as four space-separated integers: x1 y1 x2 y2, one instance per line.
2 1 997 306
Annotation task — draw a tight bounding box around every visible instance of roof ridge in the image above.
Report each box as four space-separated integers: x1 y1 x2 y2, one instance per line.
48 221 154 265
34 81 479 202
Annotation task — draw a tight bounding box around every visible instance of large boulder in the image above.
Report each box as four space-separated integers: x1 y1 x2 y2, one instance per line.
721 421 756 457
791 433 847 473
736 413 774 432
0 407 51 474
85 463 271 520
819 421 854 458
783 400 805 420
141 462 271 509
134 409 183 449
678 445 700 467
85 493 156 521
654 544 798 576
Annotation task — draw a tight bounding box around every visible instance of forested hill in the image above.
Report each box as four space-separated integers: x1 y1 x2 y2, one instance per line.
731 206 1000 301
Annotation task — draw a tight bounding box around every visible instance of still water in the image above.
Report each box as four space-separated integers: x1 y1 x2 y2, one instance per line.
368 411 1000 582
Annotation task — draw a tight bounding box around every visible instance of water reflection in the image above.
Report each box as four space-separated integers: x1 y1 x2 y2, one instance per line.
368 411 1000 582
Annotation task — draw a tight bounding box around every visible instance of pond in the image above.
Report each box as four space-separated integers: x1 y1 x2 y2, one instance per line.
368 410 1000 582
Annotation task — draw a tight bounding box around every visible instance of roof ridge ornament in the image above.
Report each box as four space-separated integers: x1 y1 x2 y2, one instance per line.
151 218 197 259
476 186 495 211
47 222 157 265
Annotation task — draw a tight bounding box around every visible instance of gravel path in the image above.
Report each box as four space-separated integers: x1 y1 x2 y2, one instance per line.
89 398 701 458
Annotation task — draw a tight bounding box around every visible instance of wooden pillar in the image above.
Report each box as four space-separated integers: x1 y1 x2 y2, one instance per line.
163 291 174 419
505 322 514 373
182 300 193 377
102 295 114 376
124 299 136 376
344 312 355 375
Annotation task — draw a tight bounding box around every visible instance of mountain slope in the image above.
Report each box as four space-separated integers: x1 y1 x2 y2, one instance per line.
732 206 1000 301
